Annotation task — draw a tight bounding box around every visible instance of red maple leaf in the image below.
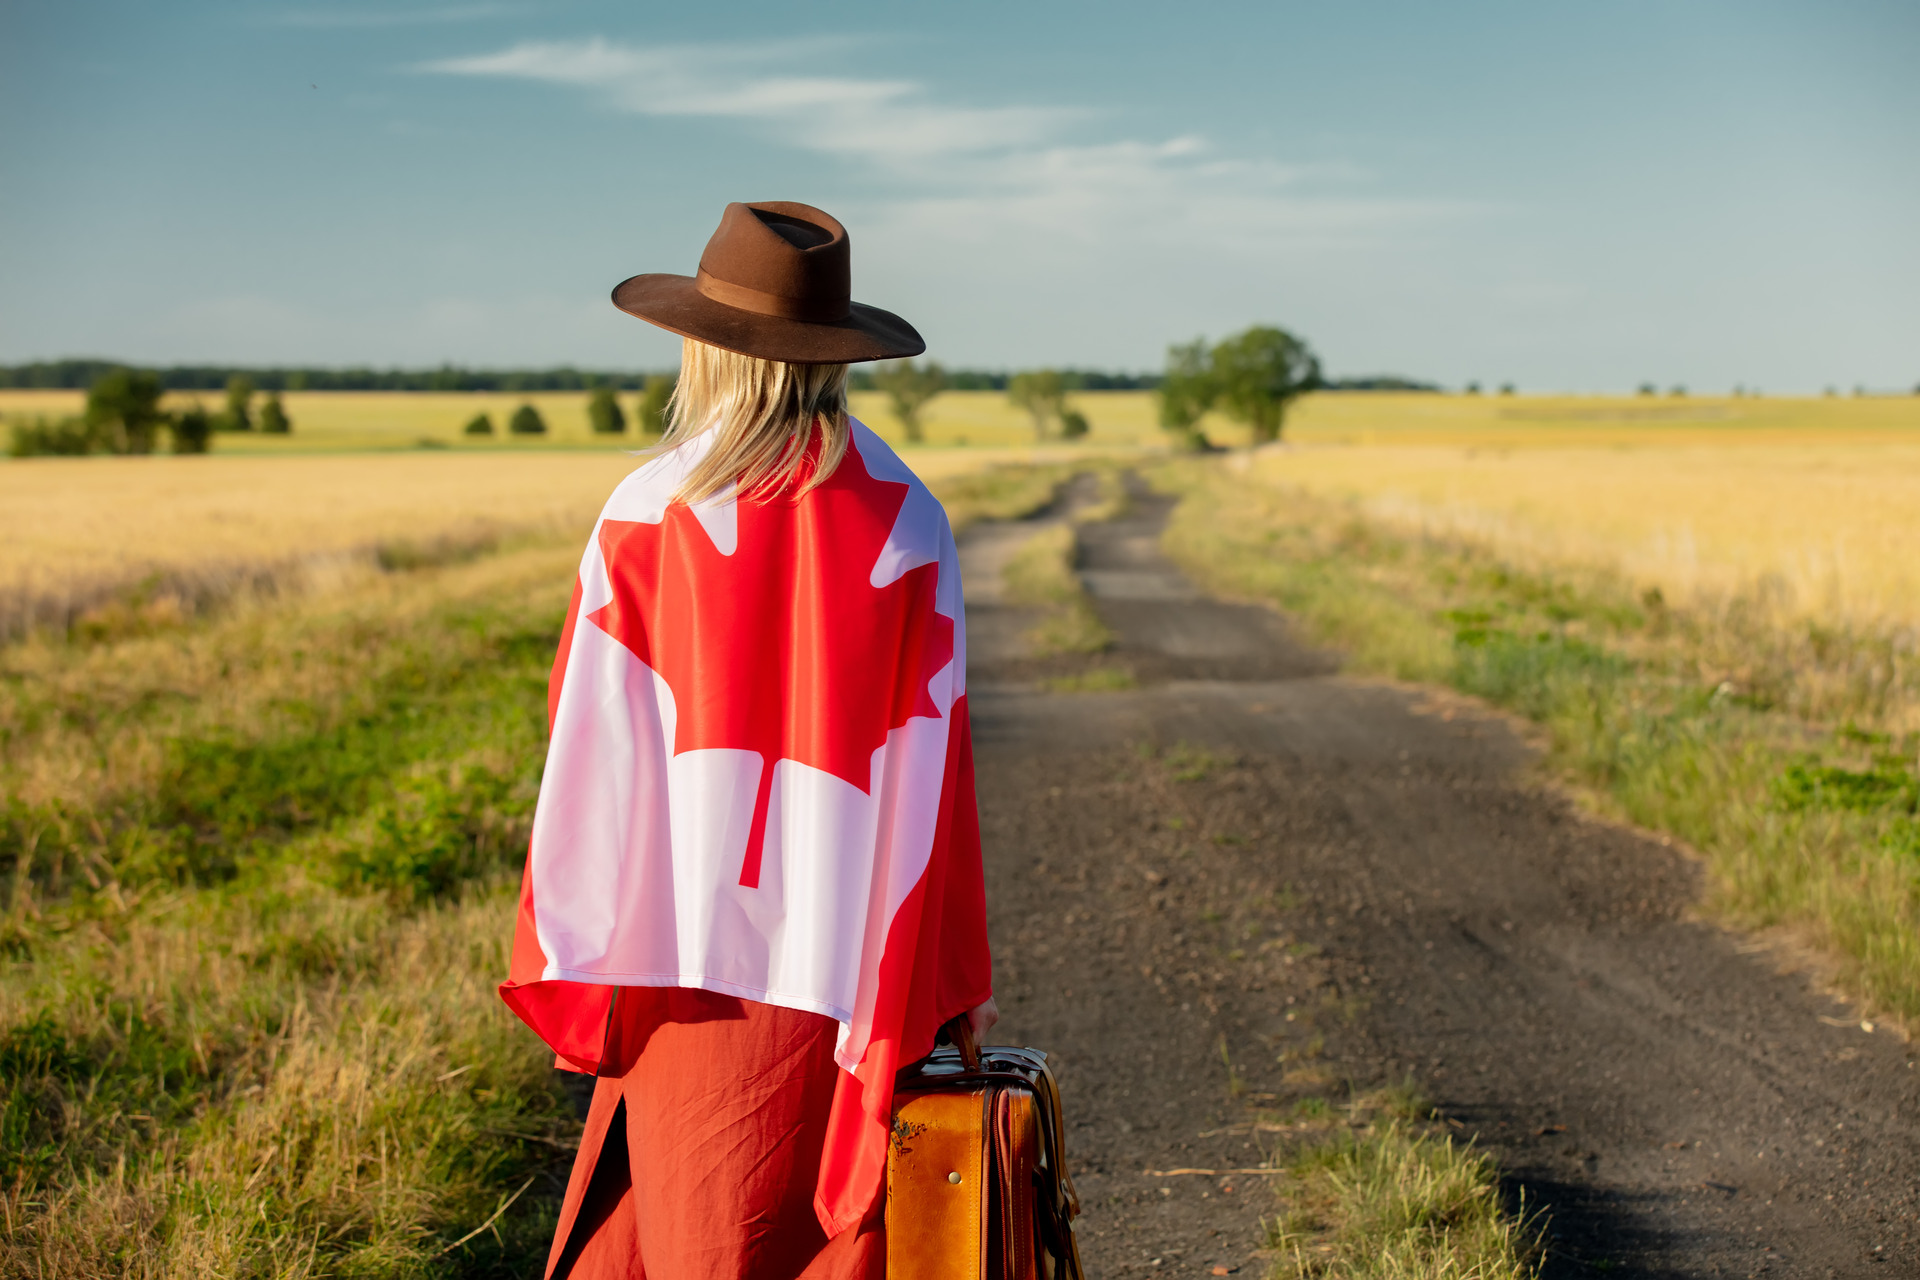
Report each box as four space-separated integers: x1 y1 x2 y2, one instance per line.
587 446 954 888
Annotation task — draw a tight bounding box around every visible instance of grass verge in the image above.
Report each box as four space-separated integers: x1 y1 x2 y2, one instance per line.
930 462 1079 534
1267 1120 1541 1279
0 541 582 1277
1000 466 1133 663
1153 458 1920 1029
1002 523 1116 658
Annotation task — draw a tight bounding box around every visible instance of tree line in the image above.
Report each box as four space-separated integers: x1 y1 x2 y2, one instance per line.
0 360 1171 394
8 371 290 457
0 361 668 394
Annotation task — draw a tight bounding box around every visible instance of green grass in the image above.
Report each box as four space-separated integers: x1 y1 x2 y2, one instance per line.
1266 1121 1541 1280
1239 1084 1539 1280
0 543 582 1277
1154 459 1920 1027
1042 666 1137 693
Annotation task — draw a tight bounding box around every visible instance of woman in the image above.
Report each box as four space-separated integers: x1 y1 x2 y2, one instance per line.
500 201 997 1280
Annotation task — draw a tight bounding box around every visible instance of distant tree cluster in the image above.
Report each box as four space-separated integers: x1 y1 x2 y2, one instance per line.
1154 325 1322 449
637 374 676 435
441 381 680 444
6 366 290 457
509 404 546 436
847 368 1162 393
0 360 672 393
0 360 1166 396
588 386 626 434
1319 375 1440 392
441 382 680 442
0 361 1165 396
1007 370 1092 441
873 359 947 443
212 375 290 434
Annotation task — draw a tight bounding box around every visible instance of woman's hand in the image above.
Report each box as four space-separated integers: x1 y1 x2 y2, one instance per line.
965 998 1000 1046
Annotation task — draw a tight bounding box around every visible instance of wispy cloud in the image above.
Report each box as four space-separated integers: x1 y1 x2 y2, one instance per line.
417 37 1473 265
420 38 1074 161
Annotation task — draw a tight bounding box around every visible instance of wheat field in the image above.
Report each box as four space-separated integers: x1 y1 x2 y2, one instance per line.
1237 394 1920 632
0 401 1137 636
7 386 1918 635
0 388 1164 452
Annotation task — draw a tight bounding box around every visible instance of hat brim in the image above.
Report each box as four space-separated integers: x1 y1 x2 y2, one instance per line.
611 274 925 365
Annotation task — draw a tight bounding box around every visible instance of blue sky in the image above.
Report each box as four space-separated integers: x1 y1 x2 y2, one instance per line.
2 1 1915 389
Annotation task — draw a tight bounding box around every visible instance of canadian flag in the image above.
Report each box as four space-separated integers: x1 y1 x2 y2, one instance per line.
499 420 993 1236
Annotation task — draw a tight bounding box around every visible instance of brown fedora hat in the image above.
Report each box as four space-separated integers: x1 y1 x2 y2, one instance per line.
611 201 925 365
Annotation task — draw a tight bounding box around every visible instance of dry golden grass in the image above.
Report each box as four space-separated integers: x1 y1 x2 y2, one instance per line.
0 431 1129 640
1276 389 1920 448
851 389 1163 449
1240 394 1920 640
0 451 633 594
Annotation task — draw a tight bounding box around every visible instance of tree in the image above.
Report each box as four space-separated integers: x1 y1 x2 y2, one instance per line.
171 404 214 453
464 412 495 436
638 374 676 436
8 417 95 457
1058 408 1089 439
509 403 547 435
872 359 946 444
257 393 290 434
1208 326 1319 444
224 374 255 430
1158 338 1215 450
588 385 627 434
1007 369 1066 441
85 367 168 454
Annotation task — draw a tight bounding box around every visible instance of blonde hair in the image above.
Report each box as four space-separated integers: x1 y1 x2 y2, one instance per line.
658 338 850 503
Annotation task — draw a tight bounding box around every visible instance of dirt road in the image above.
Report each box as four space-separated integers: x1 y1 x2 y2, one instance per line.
963 482 1919 1278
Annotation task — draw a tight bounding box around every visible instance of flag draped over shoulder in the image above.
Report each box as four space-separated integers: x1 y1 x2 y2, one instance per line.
500 420 992 1237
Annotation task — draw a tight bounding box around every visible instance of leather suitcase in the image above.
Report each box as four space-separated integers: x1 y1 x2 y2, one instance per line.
886 1021 1085 1280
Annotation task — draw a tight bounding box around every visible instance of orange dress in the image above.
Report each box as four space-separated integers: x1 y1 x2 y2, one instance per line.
546 987 888 1280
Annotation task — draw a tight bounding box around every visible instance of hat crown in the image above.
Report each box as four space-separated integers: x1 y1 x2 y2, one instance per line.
696 202 851 323
610 198 923 364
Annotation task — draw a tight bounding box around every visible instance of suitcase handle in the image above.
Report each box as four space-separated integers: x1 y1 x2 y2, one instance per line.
937 1014 983 1071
